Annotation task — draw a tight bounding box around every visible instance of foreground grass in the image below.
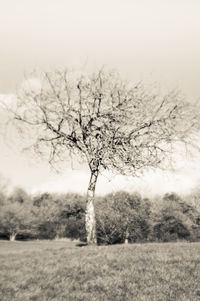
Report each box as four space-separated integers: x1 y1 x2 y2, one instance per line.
0 240 200 301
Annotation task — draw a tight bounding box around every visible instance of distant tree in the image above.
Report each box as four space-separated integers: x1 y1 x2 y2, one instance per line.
33 194 60 239
33 192 53 207
153 215 190 242
52 193 86 240
60 201 86 241
185 188 200 212
163 192 180 202
9 187 30 204
0 201 34 241
8 68 200 244
96 191 151 244
152 192 200 241
32 192 85 239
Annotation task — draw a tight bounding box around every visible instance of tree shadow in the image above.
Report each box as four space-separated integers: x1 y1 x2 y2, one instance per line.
75 243 88 247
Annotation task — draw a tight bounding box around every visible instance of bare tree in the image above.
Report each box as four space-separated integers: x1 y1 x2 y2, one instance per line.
7 68 199 244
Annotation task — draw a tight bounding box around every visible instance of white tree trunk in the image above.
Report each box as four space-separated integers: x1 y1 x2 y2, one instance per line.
85 170 98 245
10 233 17 241
125 228 129 244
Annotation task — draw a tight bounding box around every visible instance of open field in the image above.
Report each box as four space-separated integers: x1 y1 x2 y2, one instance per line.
0 240 200 301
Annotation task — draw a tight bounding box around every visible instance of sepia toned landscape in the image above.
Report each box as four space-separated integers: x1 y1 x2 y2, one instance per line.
0 1 200 300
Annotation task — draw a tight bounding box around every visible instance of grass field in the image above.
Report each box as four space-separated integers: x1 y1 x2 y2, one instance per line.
0 240 200 301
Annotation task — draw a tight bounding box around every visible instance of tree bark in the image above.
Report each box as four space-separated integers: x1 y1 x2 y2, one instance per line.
85 168 98 245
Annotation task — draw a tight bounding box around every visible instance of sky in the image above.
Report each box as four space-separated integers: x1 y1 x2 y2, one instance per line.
0 0 200 196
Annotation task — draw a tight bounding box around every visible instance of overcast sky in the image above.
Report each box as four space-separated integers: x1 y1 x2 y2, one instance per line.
0 0 200 196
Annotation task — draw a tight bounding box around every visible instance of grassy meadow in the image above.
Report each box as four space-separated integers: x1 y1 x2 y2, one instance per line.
0 240 200 301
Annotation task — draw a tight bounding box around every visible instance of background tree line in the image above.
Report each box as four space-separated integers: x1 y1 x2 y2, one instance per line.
0 186 200 244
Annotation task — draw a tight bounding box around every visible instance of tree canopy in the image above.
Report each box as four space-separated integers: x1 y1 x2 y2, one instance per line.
11 69 198 173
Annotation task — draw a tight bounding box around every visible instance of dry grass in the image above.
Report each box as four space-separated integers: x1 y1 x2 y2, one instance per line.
0 240 200 300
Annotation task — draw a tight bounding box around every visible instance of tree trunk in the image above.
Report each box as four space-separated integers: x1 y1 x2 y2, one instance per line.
85 168 98 245
125 227 129 244
10 233 17 241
